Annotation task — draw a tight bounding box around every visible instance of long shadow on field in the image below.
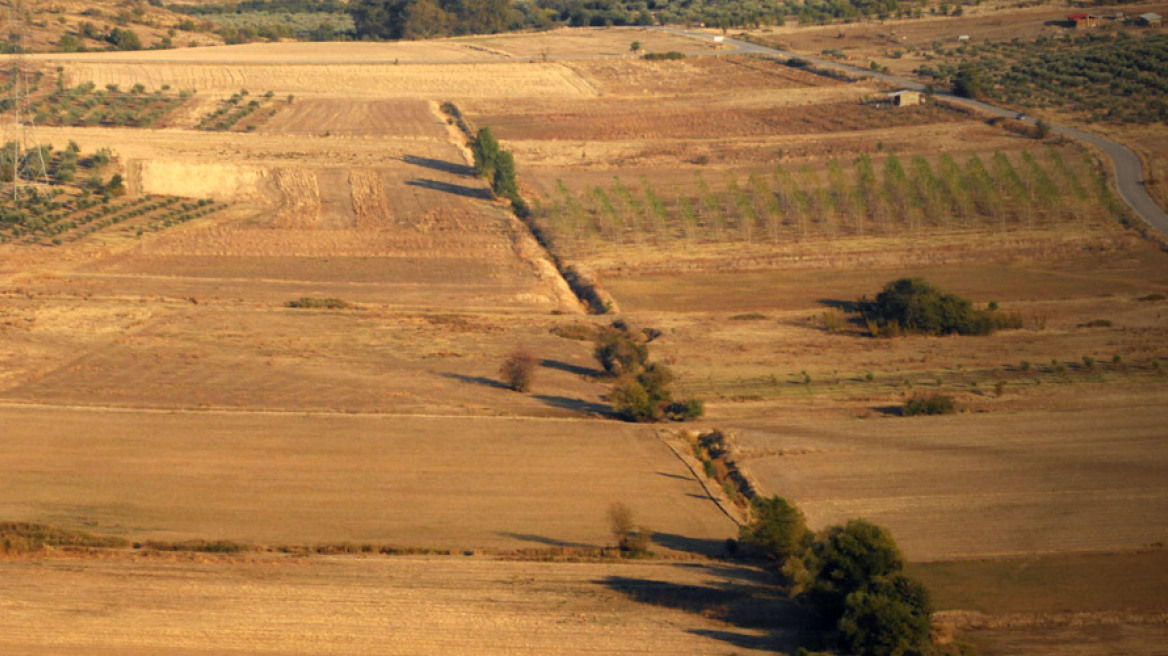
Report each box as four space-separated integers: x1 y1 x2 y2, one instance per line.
496 532 596 549
406 178 493 200
599 573 815 653
540 358 602 377
440 372 510 390
652 532 731 558
817 298 858 312
402 154 474 177
533 394 612 417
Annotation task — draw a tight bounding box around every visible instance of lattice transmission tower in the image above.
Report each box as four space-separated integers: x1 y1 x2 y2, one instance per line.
2 0 51 205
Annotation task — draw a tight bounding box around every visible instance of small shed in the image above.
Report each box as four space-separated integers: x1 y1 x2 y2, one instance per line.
1068 12 1101 29
888 90 922 106
1137 12 1162 27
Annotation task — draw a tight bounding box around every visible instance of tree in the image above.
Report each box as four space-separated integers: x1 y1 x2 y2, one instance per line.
607 501 652 555
491 149 519 201
107 27 142 51
951 62 984 98
1035 118 1051 139
838 575 933 656
630 40 641 52
806 519 906 625
594 327 648 376
470 126 500 180
499 347 537 392
610 362 673 422
738 495 809 564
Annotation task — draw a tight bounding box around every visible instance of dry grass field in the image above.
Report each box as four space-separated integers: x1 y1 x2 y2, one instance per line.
0 556 789 655
2 24 1167 655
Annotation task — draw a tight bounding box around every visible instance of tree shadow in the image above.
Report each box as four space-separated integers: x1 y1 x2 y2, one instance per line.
533 394 613 417
817 298 858 312
540 358 602 377
872 405 903 417
598 573 816 652
651 531 731 557
402 154 474 177
439 372 509 390
406 178 492 200
495 531 596 550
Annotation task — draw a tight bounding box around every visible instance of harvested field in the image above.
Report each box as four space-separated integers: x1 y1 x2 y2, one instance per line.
0 406 734 550
726 398 1168 560
0 556 787 655
260 99 445 137
478 99 964 142
52 61 600 100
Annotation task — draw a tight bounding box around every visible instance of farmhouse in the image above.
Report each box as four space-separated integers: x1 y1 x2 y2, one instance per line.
1068 12 1102 29
888 90 922 106
1137 12 1162 27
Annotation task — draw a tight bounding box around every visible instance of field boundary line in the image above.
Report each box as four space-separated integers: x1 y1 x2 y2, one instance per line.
654 429 745 527
0 400 608 423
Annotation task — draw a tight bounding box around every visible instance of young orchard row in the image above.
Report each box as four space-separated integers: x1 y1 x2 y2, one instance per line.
533 148 1115 254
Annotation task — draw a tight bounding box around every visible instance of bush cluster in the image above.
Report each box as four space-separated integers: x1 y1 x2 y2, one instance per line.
737 498 933 656
595 322 703 423
902 392 956 416
859 278 1021 337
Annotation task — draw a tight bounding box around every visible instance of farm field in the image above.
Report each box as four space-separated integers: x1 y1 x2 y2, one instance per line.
1 23 1167 655
0 555 788 656
0 407 733 550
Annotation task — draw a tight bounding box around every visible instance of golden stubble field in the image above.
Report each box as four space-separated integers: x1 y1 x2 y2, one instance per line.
1 26 1167 655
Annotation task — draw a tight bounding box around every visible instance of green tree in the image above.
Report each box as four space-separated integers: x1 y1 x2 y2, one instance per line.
806 519 906 625
107 27 142 51
951 62 984 98
738 495 809 563
491 149 519 200
838 575 933 656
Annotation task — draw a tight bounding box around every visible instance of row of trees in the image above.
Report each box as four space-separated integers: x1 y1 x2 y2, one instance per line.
738 497 932 656
346 0 912 40
535 147 1106 255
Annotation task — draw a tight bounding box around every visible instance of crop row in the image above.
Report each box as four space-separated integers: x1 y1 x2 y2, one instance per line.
533 148 1113 253
1 194 220 245
20 82 194 128
196 89 280 132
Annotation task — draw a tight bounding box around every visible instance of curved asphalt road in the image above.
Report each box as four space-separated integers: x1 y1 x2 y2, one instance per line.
654 27 1168 238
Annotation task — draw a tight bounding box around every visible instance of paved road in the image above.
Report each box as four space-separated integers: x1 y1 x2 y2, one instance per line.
654 27 1168 238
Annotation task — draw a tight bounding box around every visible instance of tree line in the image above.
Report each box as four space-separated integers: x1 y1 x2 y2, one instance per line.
345 0 909 40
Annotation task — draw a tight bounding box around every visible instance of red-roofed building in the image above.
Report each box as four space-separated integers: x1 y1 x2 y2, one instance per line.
1069 12 1101 29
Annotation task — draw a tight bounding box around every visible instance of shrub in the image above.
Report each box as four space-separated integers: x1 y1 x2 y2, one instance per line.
642 51 686 60
860 278 1014 336
902 393 956 416
499 348 537 392
287 297 348 309
606 501 652 556
594 327 648 376
663 398 704 421
550 322 597 341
